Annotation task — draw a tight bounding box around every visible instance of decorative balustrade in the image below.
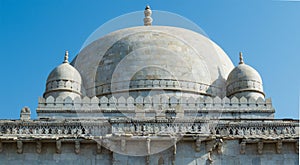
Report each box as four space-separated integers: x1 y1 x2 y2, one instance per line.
0 120 297 139
110 121 298 137
0 122 110 136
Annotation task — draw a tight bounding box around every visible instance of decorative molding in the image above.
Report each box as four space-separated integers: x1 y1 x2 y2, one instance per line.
45 79 81 95
95 79 221 97
0 120 297 140
226 79 263 97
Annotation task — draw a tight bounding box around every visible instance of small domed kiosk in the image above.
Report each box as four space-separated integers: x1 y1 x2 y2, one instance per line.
226 52 265 99
44 51 83 99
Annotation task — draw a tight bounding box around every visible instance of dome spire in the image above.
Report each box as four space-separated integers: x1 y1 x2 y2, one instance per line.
63 50 69 63
239 52 244 64
144 5 153 26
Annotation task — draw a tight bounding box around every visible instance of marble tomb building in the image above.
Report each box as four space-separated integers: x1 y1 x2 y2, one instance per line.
0 6 298 165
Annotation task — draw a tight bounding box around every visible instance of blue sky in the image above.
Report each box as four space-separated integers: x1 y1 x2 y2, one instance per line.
0 0 299 119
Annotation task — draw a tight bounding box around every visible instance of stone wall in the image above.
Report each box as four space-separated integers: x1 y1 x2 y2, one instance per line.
0 139 298 165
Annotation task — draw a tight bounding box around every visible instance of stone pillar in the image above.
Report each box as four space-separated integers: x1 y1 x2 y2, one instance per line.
75 141 80 154
56 140 62 154
240 140 246 154
257 142 263 154
276 141 282 154
36 141 42 154
195 137 201 152
17 141 23 154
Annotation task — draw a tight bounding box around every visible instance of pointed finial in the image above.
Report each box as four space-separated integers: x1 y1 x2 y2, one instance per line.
239 52 244 64
63 50 69 63
144 5 153 26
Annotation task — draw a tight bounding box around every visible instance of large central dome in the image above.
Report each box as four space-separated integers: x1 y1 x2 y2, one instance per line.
72 26 234 98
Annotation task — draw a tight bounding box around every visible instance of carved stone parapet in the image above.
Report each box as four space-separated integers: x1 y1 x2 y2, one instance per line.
38 94 275 119
56 140 62 154
276 141 282 154
17 141 23 154
257 141 263 154
75 141 80 154
36 141 42 154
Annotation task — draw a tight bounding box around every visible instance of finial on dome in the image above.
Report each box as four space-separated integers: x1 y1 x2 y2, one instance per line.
144 5 153 26
63 50 69 63
239 52 244 64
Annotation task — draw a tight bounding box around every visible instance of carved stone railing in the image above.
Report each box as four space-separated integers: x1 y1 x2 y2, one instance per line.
110 120 299 138
0 119 297 139
0 121 110 137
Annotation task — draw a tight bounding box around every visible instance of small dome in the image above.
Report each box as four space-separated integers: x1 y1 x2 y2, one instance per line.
44 51 82 99
226 53 264 99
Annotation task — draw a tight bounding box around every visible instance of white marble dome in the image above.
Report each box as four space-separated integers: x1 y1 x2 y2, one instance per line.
226 54 264 99
72 26 234 98
44 51 82 99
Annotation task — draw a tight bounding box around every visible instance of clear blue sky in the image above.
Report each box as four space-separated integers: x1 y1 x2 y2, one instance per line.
0 0 299 119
